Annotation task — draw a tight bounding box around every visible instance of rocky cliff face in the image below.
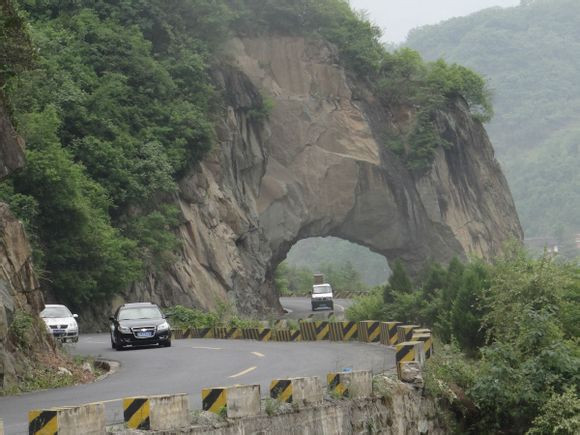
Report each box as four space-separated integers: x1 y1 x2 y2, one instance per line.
121 37 522 315
0 95 50 390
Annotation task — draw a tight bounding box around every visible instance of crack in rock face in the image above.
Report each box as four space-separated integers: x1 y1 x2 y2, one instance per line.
112 37 522 318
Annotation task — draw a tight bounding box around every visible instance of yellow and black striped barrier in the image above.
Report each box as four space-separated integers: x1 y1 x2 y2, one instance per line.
358 321 381 343
395 341 423 379
411 333 433 358
414 328 431 334
396 324 420 343
188 327 214 339
380 321 402 345
329 321 358 341
202 388 227 414
300 321 330 341
242 328 272 341
29 409 58 434
273 329 301 341
214 327 241 339
270 379 293 403
123 397 150 430
327 373 349 398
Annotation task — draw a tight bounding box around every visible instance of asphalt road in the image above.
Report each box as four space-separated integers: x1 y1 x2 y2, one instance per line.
0 333 394 434
279 297 354 320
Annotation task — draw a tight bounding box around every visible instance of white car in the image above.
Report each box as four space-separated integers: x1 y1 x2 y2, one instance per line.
311 283 334 311
40 304 79 343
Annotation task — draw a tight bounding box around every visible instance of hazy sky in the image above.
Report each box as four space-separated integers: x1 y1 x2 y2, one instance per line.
349 0 521 43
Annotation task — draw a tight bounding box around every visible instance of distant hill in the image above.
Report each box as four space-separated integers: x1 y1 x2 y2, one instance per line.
407 0 580 241
285 237 390 287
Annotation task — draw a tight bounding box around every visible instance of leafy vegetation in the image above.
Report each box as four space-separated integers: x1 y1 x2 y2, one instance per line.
407 0 580 241
275 259 369 296
0 0 231 307
348 246 580 433
164 303 261 330
284 237 390 288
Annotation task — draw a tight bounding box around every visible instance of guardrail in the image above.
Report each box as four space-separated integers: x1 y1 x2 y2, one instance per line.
28 322 432 434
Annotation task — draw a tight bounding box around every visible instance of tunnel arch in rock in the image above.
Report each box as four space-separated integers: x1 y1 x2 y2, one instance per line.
124 36 522 318
235 36 522 286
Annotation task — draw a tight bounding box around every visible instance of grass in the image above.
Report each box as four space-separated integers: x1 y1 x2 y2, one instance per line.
0 349 104 395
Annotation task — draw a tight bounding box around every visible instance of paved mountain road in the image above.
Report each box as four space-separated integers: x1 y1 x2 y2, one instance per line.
0 333 394 434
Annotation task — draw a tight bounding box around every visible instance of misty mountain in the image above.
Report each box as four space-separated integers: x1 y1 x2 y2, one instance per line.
407 0 580 241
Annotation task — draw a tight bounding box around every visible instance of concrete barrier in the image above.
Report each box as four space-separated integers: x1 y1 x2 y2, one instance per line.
358 321 381 343
411 333 433 358
395 341 425 380
300 321 330 341
270 377 323 406
123 394 190 431
329 321 358 341
202 385 261 418
29 403 105 435
214 327 241 339
273 328 302 341
380 321 402 345
396 324 420 343
327 370 373 399
242 328 272 341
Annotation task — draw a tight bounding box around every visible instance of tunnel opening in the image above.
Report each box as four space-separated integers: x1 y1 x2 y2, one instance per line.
274 236 391 301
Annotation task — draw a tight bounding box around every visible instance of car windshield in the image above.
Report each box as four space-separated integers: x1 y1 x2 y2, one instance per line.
118 307 162 320
41 306 72 318
313 285 332 294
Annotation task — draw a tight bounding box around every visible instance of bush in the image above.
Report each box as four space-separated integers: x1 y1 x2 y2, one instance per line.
527 386 580 435
345 288 386 322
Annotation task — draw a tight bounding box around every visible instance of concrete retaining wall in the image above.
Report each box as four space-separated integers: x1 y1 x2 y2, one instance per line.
149 394 190 430
124 380 446 434
291 377 323 406
271 377 323 406
29 403 105 435
226 385 261 418
339 370 373 399
58 403 105 435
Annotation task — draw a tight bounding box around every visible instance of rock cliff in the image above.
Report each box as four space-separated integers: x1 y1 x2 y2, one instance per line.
121 37 522 315
0 94 50 390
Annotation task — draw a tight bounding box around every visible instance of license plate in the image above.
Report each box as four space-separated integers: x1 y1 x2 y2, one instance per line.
54 329 65 334
136 332 153 338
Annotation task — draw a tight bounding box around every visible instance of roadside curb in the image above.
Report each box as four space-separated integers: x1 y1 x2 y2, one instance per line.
94 359 120 382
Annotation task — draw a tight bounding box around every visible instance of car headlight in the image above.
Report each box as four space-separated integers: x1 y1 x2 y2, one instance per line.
119 325 131 333
157 321 170 331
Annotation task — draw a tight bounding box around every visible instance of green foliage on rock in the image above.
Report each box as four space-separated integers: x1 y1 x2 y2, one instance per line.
406 0 580 239
0 0 33 85
1 0 232 307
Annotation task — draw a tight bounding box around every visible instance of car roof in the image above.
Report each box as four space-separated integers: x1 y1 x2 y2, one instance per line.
44 304 68 308
120 302 158 308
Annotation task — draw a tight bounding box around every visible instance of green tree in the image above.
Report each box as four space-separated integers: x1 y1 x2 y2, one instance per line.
383 260 412 303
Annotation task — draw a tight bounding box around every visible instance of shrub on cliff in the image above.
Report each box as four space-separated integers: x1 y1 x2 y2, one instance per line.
421 247 580 434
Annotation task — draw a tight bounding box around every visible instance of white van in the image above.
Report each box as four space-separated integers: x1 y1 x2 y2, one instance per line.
311 283 334 311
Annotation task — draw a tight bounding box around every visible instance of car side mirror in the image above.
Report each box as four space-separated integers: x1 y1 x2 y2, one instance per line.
109 316 115 322
73 314 79 318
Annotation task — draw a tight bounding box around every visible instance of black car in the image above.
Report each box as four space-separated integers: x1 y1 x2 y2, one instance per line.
109 302 172 350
